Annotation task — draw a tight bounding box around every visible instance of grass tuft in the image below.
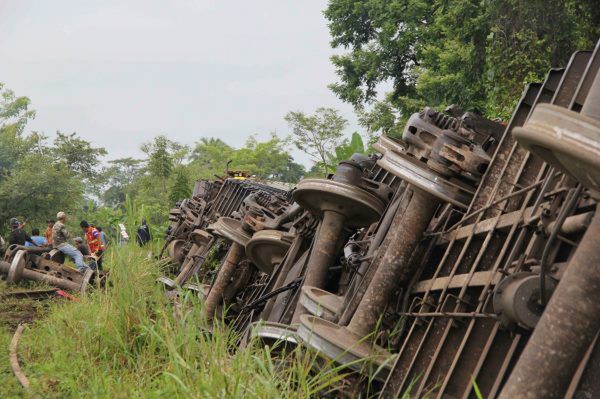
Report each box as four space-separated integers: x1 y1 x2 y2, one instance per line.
1 243 340 398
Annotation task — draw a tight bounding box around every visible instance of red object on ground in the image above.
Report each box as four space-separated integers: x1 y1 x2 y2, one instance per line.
55 290 78 301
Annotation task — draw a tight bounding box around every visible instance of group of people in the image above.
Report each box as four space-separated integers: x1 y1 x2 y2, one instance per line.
8 211 108 273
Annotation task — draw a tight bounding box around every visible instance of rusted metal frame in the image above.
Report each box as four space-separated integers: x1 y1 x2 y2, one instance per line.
457 50 589 397
463 83 541 215
338 181 409 324
438 180 545 237
384 233 461 393
449 170 552 397
384 80 548 395
570 40 600 111
550 51 592 107
382 197 470 393
220 184 243 217
438 204 536 244
273 247 313 324
439 162 547 399
231 273 270 333
487 334 523 398
392 75 560 396
212 182 240 219
499 53 600 397
256 234 302 320
175 237 215 285
413 186 516 397
388 116 539 395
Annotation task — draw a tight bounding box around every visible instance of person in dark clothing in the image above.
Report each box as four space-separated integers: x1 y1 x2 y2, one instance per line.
8 218 33 246
136 219 151 246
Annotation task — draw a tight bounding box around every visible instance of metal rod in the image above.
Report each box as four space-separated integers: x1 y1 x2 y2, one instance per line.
347 188 439 337
204 242 245 318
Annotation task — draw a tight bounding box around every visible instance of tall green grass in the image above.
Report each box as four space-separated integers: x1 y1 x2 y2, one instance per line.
1 244 343 398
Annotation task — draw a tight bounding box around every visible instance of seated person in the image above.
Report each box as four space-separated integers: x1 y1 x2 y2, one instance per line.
25 228 48 247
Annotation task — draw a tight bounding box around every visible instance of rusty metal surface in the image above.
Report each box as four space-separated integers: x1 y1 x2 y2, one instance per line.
379 41 599 399
157 40 600 399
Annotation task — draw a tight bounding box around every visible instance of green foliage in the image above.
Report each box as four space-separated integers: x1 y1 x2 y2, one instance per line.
189 134 304 183
325 0 600 130
169 167 192 205
101 157 144 207
331 131 365 164
190 137 234 179
0 154 83 228
52 131 107 181
285 107 348 176
142 135 175 192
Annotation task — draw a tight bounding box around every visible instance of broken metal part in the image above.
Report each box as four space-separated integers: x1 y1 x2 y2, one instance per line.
0 250 95 294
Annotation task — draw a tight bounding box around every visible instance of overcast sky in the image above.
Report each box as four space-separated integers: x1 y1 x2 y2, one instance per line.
0 1 359 166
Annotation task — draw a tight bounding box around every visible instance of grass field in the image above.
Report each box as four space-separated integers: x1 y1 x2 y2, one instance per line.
0 244 343 398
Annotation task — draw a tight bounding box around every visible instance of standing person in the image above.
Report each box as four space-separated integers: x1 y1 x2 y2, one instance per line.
8 218 34 246
136 219 151 246
45 220 55 247
97 226 108 248
80 220 105 271
52 212 89 273
25 228 48 247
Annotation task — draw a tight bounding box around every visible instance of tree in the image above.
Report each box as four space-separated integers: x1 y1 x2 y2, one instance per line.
0 83 37 179
231 134 305 183
324 0 600 133
101 158 144 207
330 132 366 165
284 107 348 176
190 137 234 179
142 135 173 192
169 167 192 204
0 153 83 228
52 132 107 189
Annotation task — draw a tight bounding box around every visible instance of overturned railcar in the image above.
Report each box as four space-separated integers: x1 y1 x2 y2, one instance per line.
161 41 600 399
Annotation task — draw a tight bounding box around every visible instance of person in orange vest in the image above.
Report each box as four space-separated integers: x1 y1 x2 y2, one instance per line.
80 220 105 271
45 219 54 247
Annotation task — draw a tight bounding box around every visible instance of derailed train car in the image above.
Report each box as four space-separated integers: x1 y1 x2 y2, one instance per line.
161 41 600 398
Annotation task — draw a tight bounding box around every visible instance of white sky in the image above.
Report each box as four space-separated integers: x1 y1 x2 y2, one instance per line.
0 0 359 167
